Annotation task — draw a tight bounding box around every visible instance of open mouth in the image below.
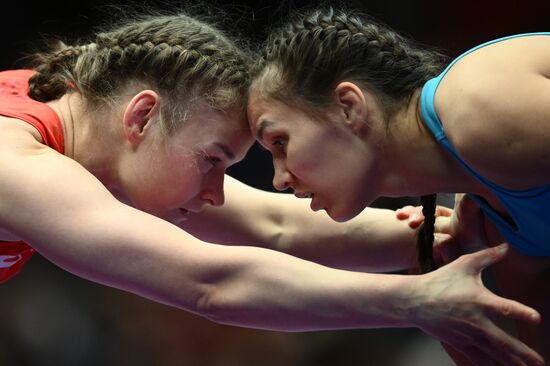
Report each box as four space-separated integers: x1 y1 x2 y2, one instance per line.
295 192 314 199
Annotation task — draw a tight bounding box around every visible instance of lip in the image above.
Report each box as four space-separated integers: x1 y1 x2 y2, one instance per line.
294 191 313 199
309 196 323 212
179 208 192 215
180 207 203 215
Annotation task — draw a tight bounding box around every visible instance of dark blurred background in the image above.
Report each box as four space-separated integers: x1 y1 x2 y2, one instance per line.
0 1 548 365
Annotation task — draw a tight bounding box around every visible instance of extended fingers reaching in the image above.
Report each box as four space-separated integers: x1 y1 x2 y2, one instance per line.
414 244 544 366
459 243 541 328
476 319 543 366
487 293 541 325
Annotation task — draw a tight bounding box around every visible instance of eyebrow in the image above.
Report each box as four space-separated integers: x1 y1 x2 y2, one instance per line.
214 142 235 160
256 119 274 142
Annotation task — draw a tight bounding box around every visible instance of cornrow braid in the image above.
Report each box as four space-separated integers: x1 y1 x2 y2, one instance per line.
417 194 438 273
28 12 252 133
254 7 448 119
28 42 90 102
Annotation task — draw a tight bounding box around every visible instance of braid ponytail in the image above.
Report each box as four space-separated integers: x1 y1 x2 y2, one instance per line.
28 42 84 102
416 194 438 273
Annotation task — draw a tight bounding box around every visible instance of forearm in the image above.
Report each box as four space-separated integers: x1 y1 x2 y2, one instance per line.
275 206 417 272
181 176 417 272
195 244 415 331
17 197 415 332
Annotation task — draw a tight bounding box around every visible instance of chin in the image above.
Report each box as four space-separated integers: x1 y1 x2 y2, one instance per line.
326 202 367 222
325 207 354 223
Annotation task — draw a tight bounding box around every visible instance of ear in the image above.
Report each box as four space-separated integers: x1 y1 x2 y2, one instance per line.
334 82 369 136
122 90 161 148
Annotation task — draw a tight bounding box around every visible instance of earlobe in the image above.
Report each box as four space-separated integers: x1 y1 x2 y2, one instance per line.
122 90 160 148
334 82 369 136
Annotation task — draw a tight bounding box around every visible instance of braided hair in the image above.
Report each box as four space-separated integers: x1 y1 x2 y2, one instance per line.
253 7 448 119
28 12 252 133
417 194 438 273
254 8 447 271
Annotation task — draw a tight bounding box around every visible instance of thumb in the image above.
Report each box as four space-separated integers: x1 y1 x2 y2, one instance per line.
456 195 483 223
466 243 509 273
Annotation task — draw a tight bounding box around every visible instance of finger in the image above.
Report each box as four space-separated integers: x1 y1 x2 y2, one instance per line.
435 205 453 217
464 242 509 273
456 195 481 218
487 295 541 325
395 205 418 219
434 216 452 235
481 324 544 366
407 214 423 228
456 195 486 234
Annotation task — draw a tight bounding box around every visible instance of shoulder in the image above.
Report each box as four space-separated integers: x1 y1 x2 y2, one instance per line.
434 35 550 189
0 116 45 149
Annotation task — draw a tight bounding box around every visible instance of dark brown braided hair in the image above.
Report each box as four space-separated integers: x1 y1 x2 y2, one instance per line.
253 7 448 272
252 7 448 119
28 11 252 134
417 194 438 272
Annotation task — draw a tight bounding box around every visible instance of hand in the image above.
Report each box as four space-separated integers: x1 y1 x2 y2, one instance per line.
395 204 453 229
438 194 490 254
396 204 459 266
396 195 490 265
410 244 544 366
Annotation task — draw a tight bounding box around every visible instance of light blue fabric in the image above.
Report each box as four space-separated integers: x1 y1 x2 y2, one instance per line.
420 33 550 256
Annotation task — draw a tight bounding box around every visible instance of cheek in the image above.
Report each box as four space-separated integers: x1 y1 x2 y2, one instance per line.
286 139 322 175
178 161 205 191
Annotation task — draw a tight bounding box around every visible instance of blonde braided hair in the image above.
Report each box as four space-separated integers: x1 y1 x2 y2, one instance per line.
29 13 251 133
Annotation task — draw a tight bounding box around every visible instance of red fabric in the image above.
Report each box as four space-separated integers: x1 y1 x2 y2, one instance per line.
0 242 35 284
0 69 65 282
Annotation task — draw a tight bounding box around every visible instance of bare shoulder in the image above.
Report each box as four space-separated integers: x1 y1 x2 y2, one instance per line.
0 117 110 240
0 115 44 150
435 35 550 189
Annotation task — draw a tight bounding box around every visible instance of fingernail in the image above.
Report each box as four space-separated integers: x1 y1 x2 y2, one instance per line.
497 243 508 252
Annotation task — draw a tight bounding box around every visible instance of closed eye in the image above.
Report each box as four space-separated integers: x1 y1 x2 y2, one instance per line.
271 137 287 153
205 156 222 167
272 139 285 148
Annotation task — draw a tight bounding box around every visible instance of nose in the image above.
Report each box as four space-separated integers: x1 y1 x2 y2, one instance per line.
200 172 225 207
272 158 294 191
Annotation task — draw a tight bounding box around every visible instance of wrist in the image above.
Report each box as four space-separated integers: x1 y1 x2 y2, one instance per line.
368 273 424 329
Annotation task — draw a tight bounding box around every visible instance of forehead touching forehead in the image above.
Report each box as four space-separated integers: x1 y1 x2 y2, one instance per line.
248 64 334 126
248 66 291 121
179 100 253 161
249 65 283 103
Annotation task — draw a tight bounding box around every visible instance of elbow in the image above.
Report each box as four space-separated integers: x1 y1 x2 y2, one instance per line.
192 284 237 326
192 278 264 329
194 285 219 322
265 212 297 254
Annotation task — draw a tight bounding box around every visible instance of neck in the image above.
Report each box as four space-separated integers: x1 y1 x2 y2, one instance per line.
48 94 123 193
377 92 484 197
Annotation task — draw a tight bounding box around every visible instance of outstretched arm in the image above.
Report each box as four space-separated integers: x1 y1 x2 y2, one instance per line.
180 175 417 272
0 137 543 366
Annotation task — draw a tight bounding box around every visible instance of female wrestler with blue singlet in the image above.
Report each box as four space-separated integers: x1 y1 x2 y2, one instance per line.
247 7 550 365
420 32 550 255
